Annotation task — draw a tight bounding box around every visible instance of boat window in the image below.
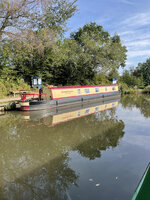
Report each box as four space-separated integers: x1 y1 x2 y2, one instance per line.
105 87 107 92
84 88 90 94
112 87 116 91
95 88 99 92
84 109 90 114
95 107 99 112
78 111 81 116
77 89 81 94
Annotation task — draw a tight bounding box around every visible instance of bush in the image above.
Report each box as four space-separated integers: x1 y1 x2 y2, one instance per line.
0 78 30 98
0 67 31 98
144 85 150 93
118 82 129 94
94 74 111 85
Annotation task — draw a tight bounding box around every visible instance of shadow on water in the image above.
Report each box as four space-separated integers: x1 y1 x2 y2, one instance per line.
0 98 125 200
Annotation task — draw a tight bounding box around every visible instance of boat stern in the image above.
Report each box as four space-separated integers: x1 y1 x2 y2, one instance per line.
19 101 30 111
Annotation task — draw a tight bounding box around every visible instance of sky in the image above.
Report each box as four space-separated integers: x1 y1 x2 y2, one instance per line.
66 0 150 71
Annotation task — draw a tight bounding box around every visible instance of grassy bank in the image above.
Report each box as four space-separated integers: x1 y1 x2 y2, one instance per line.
0 78 30 99
119 81 150 94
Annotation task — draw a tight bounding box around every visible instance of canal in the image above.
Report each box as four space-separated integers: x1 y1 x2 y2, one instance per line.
0 94 150 200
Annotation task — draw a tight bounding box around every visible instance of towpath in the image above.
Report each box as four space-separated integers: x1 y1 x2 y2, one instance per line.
0 97 20 103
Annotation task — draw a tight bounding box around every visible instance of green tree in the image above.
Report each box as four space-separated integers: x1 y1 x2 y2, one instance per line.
48 38 95 85
121 69 144 88
71 22 127 74
0 0 77 38
0 0 77 84
134 58 150 86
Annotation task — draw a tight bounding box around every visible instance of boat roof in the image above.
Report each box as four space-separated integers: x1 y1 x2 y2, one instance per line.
48 85 118 89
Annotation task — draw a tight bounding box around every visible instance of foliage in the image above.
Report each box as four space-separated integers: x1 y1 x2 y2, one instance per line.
9 23 127 86
0 2 128 97
144 85 150 93
134 58 150 86
44 0 77 34
71 23 127 73
0 67 30 97
121 94 150 118
0 0 77 38
50 38 97 85
46 22 127 86
120 69 144 89
93 74 111 85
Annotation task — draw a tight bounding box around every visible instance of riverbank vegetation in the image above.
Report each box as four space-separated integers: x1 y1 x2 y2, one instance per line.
119 58 150 94
0 0 150 98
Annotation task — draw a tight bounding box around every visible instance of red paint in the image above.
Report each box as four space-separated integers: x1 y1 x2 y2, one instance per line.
52 91 119 100
49 84 118 90
21 93 47 96
21 94 26 102
20 106 30 111
51 90 54 100
21 93 47 101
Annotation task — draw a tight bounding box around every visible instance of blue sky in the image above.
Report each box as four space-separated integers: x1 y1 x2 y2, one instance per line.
66 0 150 71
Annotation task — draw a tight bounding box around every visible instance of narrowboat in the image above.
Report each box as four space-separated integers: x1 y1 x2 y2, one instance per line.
19 84 120 111
132 163 150 200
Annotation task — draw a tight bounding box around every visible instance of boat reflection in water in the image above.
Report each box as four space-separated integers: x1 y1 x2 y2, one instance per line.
0 97 125 200
22 97 120 127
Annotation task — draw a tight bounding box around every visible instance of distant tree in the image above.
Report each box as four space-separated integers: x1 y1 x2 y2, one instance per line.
134 58 150 86
121 69 144 88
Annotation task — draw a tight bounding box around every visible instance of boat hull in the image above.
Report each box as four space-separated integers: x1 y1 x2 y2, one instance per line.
132 163 150 200
19 91 120 111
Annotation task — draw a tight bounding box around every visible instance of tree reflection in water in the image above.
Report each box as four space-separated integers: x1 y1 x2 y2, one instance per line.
121 94 150 118
4 153 78 200
0 101 125 200
75 119 124 160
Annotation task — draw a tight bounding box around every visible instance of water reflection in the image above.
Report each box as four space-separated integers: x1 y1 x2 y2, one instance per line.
4 153 78 200
76 119 124 160
121 94 150 118
0 98 125 199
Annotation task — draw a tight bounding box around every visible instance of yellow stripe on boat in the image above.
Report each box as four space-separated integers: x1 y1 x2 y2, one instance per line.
20 102 29 107
51 85 119 100
52 101 118 125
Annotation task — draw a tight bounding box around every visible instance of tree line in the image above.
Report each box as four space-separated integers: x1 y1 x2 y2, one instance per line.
0 0 149 97
120 58 150 93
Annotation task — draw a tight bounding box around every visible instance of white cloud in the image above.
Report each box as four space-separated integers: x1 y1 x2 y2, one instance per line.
118 0 135 5
126 39 150 48
125 61 134 66
122 12 150 27
119 30 134 36
127 50 150 58
94 11 150 68
124 135 150 150
114 12 150 67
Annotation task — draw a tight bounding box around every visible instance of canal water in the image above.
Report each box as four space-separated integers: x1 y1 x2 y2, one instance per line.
0 95 150 200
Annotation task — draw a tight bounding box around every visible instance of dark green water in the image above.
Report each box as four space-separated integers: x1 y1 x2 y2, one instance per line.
0 95 150 200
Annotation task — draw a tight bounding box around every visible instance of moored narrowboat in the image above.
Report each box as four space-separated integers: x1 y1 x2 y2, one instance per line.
19 84 120 111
